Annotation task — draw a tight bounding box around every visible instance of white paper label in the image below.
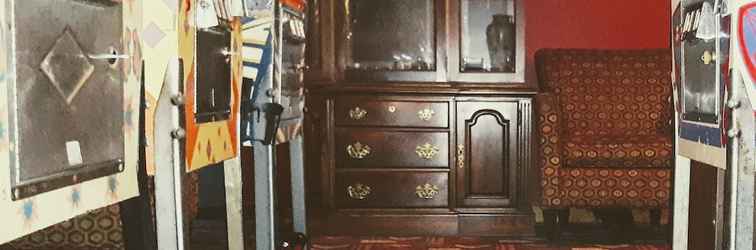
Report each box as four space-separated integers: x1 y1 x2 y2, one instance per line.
196 0 220 29
66 141 83 166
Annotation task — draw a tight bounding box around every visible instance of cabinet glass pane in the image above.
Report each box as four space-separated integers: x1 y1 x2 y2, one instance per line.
343 0 435 71
460 0 516 73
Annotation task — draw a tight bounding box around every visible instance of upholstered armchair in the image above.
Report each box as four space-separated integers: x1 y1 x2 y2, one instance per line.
535 49 673 239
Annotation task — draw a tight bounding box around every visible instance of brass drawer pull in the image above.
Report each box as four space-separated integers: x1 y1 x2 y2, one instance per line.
347 142 371 159
415 143 439 160
417 108 434 121
416 183 439 199
349 106 367 120
348 183 371 200
457 144 464 168
387 105 397 113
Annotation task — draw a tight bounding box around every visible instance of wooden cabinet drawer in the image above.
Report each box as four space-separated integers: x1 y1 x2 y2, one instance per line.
335 172 449 208
335 98 449 128
336 130 449 168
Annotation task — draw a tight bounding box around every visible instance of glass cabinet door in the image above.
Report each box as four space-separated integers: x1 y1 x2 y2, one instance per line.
449 0 524 83
337 0 445 81
305 0 328 80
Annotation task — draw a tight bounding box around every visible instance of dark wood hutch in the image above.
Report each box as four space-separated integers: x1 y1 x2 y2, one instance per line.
303 0 535 236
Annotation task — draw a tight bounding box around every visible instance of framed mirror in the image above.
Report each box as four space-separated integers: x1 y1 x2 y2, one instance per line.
0 0 140 243
9 0 126 200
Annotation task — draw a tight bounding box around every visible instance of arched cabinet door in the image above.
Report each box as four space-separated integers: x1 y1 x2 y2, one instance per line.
455 99 531 211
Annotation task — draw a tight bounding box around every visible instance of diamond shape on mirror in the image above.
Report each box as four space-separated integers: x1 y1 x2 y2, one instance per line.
143 22 166 48
163 0 178 12
40 26 94 104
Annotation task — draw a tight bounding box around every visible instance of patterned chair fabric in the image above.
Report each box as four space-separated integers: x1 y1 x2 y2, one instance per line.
3 173 200 250
535 49 673 208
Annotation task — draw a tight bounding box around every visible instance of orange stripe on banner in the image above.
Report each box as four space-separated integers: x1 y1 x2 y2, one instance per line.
227 18 241 155
281 0 306 11
184 60 198 167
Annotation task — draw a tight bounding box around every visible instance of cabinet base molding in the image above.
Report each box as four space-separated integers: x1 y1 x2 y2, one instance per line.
311 213 534 236
458 214 535 236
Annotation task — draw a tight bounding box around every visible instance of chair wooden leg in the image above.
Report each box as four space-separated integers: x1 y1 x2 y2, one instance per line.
543 209 557 241
650 209 662 226
594 208 634 243
556 209 570 225
543 208 569 241
555 209 569 241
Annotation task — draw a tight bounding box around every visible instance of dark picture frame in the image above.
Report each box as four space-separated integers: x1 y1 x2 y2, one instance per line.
678 0 730 150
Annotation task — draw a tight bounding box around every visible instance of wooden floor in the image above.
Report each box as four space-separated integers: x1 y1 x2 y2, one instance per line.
189 219 670 250
305 236 670 250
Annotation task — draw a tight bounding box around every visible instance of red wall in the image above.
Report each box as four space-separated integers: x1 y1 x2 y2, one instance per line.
525 0 671 83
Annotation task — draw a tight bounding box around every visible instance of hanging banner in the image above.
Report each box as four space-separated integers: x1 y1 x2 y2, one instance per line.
143 0 179 175
143 0 242 174
180 0 243 172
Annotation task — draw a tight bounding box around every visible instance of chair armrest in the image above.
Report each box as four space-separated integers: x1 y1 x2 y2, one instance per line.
536 93 562 206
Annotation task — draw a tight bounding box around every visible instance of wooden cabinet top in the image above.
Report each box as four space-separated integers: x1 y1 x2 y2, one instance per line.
306 82 537 95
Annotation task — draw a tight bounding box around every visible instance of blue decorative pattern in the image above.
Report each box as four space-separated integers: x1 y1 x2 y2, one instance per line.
124 98 134 129
244 0 274 13
241 16 273 101
240 16 274 143
108 177 118 194
71 188 81 206
22 201 34 221
679 122 724 147
0 121 5 140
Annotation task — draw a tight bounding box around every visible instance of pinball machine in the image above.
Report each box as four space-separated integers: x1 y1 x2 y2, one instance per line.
240 0 309 249
672 0 756 249
141 0 245 249
725 0 756 249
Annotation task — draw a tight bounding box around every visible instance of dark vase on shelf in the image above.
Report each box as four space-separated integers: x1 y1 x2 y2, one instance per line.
486 14 515 72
